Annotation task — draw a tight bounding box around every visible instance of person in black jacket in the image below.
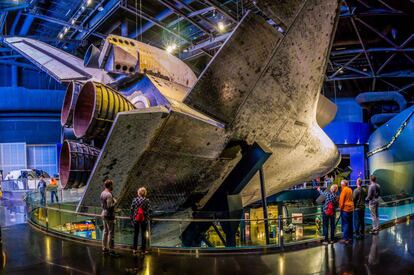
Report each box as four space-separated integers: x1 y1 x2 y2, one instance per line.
353 178 367 239
130 187 151 255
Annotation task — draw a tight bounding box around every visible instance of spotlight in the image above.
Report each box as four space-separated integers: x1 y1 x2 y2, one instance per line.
218 21 225 32
71 19 76 25
64 27 69 34
87 0 93 6
166 43 177 53
97 6 104 11
81 5 86 11
58 33 64 39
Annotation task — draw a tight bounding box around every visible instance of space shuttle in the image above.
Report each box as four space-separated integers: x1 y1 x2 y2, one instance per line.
4 0 341 244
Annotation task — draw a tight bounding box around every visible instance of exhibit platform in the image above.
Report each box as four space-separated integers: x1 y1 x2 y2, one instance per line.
1 212 414 274
21 189 414 254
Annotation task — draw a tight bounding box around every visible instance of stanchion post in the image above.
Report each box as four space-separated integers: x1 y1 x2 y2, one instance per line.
278 215 284 249
259 168 270 245
394 202 397 222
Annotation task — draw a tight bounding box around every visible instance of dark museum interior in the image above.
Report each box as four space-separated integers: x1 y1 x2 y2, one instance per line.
0 0 413 274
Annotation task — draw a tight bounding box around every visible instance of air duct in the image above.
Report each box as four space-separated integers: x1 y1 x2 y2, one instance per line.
61 81 82 127
59 140 100 189
73 81 135 139
355 92 407 111
356 91 407 127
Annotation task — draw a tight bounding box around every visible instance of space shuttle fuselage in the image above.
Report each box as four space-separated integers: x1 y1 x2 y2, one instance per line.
4 0 341 215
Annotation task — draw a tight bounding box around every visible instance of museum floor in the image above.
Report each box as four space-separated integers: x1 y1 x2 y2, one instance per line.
1 214 414 274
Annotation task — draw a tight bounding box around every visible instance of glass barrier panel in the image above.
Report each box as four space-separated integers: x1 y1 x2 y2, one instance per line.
23 189 414 251
114 217 134 247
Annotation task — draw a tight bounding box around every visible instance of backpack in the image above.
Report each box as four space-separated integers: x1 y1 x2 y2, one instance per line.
325 201 335 216
134 206 145 222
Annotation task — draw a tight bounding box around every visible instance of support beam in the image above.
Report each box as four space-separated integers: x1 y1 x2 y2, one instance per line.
1 3 30 12
350 17 375 74
158 0 213 35
0 12 7 34
180 33 229 60
331 61 372 77
129 0 194 39
73 0 119 40
355 17 398 48
19 14 34 36
120 4 191 43
203 0 237 23
399 82 414 92
327 70 414 81
331 47 414 56
10 10 22 35
22 13 105 38
259 168 270 245
377 53 395 74
330 52 363 78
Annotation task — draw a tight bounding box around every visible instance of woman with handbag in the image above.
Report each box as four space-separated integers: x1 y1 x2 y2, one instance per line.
129 187 151 255
317 184 339 245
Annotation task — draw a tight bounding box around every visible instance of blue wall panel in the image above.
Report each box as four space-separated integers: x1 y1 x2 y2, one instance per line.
324 122 370 145
332 98 363 122
0 87 64 144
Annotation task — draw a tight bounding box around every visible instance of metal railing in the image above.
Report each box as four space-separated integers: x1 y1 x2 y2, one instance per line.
24 189 414 251
1 179 62 191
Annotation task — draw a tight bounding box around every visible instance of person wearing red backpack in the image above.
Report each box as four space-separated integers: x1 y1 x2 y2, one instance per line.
130 187 151 255
317 184 339 245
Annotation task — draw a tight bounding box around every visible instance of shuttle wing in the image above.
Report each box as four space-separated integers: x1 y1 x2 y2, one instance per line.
3 37 113 84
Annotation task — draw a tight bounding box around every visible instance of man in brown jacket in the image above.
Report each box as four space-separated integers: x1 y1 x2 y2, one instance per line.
339 180 354 244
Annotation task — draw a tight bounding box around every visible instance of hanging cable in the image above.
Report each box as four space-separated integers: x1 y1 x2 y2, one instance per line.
134 0 138 40
140 0 142 41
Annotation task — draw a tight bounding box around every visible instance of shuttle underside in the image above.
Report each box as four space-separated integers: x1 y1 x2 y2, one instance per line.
5 0 342 220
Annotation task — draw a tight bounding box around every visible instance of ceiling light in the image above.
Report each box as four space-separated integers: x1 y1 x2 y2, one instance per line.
64 27 69 33
218 21 225 32
166 45 173 53
71 19 76 25
81 5 86 11
58 33 64 39
87 0 93 6
97 6 104 11
166 43 177 53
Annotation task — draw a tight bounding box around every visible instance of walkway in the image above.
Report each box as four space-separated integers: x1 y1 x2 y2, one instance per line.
1 219 414 274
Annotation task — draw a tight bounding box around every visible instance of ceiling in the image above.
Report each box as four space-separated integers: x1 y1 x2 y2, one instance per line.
1 0 414 104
